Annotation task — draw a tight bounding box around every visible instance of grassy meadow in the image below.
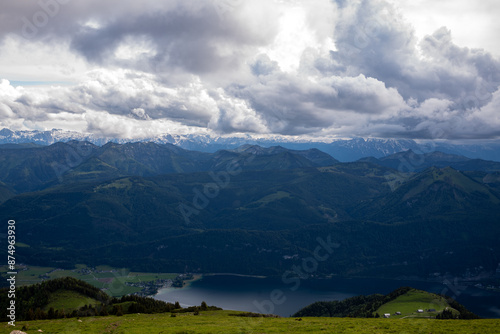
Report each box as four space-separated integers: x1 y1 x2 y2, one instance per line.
375 289 456 319
44 290 101 312
3 311 500 334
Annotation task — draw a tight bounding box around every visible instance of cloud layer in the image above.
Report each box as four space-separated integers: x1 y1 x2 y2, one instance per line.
0 0 499 140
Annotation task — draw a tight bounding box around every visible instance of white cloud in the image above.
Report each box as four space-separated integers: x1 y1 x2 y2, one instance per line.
0 0 499 140
84 110 205 139
0 36 89 82
387 0 500 55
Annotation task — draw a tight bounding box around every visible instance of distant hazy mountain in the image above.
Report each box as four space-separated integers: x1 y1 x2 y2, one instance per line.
1 128 499 162
359 150 500 172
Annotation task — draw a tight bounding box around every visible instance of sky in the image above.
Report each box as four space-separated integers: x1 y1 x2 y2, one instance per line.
0 0 499 141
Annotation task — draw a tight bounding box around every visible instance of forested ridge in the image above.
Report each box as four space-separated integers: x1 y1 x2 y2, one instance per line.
0 277 220 322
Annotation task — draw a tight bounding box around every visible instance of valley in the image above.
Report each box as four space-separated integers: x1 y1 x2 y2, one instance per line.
1 141 499 326
0 264 197 297
3 1 500 331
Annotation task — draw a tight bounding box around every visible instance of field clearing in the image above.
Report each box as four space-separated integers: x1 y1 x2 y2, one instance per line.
2 311 500 334
44 290 101 312
375 289 457 319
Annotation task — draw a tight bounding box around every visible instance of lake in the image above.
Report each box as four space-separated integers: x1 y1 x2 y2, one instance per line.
155 275 500 318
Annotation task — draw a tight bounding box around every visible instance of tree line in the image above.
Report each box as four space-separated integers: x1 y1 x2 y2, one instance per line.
0 277 220 322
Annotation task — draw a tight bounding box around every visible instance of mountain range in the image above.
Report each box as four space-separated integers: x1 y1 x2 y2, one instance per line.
1 128 500 162
0 141 337 192
0 141 499 280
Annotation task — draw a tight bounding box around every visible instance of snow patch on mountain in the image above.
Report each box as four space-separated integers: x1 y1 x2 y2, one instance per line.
0 128 499 162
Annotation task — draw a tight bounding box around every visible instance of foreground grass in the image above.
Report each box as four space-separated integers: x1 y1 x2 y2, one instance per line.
3 311 500 334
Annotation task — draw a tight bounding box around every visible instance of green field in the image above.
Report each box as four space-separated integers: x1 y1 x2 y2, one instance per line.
2 311 500 334
375 289 457 319
44 290 101 312
1 265 181 297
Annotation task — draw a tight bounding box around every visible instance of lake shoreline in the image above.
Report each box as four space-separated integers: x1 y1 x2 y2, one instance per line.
203 273 267 279
183 274 203 288
153 274 500 318
151 274 202 298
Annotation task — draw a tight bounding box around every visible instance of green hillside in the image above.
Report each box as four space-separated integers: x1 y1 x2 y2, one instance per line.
0 277 219 322
354 166 500 223
0 141 338 192
1 142 500 279
44 289 101 312
2 165 500 278
0 281 492 333
0 142 99 192
375 289 457 318
294 287 478 320
0 181 14 204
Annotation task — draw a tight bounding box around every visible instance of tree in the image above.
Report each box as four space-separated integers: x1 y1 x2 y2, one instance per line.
437 309 455 319
200 301 208 311
48 307 56 319
100 306 109 316
34 308 45 320
27 308 35 321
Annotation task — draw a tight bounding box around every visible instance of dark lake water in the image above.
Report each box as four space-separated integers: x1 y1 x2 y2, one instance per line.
155 275 500 318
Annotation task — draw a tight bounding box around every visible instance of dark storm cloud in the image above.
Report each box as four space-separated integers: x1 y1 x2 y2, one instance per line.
232 68 405 135
70 4 269 74
0 0 274 76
